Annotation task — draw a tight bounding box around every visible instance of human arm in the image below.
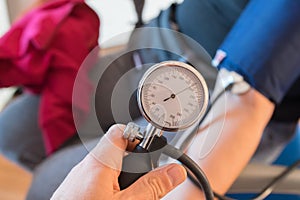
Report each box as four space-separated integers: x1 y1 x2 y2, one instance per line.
162 76 275 199
51 124 187 200
164 1 300 198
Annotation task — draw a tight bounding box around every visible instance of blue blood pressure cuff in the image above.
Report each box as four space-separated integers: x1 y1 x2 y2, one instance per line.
212 0 300 104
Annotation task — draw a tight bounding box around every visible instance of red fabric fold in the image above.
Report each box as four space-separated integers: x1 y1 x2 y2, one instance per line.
0 0 100 154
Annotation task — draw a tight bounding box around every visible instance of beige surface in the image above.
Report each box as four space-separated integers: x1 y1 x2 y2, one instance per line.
5 0 34 23
0 155 32 200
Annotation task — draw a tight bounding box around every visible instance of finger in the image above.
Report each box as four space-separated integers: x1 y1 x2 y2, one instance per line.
52 124 127 199
87 124 127 171
117 164 187 200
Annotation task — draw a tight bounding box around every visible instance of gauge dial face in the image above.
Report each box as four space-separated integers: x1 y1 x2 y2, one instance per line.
138 61 208 131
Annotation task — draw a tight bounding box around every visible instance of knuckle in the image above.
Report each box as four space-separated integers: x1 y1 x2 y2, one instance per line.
142 176 167 199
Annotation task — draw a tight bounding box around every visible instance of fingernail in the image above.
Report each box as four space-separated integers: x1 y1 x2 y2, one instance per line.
167 165 186 186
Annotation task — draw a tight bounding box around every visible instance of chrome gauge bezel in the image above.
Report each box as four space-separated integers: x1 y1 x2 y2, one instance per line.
137 61 209 132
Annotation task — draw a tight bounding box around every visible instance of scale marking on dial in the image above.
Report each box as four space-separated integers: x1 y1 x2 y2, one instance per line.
138 61 209 131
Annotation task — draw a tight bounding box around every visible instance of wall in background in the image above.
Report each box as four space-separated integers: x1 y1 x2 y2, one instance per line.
1 0 181 46
86 0 181 47
0 0 10 36
0 0 182 47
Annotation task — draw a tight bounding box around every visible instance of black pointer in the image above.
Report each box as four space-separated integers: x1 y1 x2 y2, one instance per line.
163 93 176 102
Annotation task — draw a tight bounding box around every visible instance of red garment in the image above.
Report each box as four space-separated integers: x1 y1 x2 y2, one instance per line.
0 0 100 154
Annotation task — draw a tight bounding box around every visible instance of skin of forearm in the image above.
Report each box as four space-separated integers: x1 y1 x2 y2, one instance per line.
164 88 275 200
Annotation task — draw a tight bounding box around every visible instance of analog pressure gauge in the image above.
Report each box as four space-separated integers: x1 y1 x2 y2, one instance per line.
137 61 209 131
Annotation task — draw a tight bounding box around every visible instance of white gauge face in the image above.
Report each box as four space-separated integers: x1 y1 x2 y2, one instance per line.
138 61 208 131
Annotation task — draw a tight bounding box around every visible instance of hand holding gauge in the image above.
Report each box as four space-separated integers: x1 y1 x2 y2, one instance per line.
119 61 211 195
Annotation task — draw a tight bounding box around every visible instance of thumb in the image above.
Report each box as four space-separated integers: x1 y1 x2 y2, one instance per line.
118 164 187 200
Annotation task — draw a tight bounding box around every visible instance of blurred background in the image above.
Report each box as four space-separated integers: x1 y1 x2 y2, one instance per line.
0 0 182 112
0 0 180 199
1 1 298 200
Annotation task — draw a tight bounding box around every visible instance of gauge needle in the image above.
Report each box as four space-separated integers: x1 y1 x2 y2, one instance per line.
163 83 197 102
163 93 176 102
